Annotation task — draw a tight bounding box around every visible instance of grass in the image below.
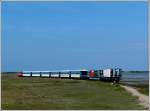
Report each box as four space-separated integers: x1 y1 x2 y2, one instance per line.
120 83 149 96
2 73 145 110
132 84 149 96
136 85 149 96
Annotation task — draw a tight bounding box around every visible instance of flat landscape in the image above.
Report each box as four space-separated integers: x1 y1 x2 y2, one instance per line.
120 71 149 96
2 73 145 110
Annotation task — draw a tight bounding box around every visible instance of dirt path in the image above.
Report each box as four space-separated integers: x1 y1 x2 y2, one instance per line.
121 85 149 109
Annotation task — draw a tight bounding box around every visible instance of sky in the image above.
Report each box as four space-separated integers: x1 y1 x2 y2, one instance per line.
2 1 148 71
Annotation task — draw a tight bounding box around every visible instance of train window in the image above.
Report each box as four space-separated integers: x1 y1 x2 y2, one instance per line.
99 70 103 75
111 69 113 76
70 71 80 74
51 72 59 74
119 69 122 75
115 69 117 76
81 71 87 75
60 71 69 74
94 71 98 77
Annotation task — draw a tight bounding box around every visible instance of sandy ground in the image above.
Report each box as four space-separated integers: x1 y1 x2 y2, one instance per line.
121 85 149 109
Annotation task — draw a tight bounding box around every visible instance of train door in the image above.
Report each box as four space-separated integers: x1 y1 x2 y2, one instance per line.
81 71 88 79
89 70 95 78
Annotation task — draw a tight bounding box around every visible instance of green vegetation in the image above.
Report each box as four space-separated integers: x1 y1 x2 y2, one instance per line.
120 82 149 96
136 85 149 96
2 74 145 110
133 84 149 96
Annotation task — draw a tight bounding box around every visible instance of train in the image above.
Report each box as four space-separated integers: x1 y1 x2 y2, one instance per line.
17 68 122 82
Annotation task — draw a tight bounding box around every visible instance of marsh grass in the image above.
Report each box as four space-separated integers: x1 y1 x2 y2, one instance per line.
2 74 144 110
133 84 149 96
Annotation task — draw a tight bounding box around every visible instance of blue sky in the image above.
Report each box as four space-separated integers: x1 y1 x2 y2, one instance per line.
2 1 148 71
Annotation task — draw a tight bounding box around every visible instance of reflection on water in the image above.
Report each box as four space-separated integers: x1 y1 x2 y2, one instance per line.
120 72 149 85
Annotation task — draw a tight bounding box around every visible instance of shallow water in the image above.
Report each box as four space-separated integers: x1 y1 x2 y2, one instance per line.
120 72 149 85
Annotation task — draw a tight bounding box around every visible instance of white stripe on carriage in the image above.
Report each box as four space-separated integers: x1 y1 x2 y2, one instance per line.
22 69 88 73
71 74 80 78
41 74 49 77
60 74 70 77
22 74 31 76
51 74 59 77
32 74 41 76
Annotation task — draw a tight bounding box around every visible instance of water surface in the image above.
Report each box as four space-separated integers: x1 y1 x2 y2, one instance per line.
120 72 149 85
